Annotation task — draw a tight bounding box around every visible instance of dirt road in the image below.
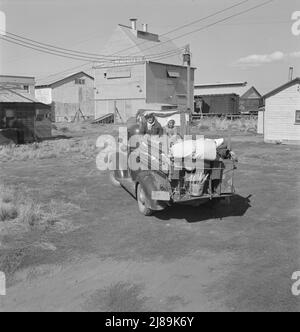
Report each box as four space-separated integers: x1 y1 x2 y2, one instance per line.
0 134 299 311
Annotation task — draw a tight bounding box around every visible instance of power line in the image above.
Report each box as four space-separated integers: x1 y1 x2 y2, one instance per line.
218 20 290 25
114 0 251 56
35 0 255 80
2 29 117 66
0 36 110 62
1 29 142 59
37 62 94 82
1 0 252 65
35 50 184 81
1 24 188 61
128 0 276 56
36 0 274 80
32 48 183 81
97 0 275 63
0 32 184 63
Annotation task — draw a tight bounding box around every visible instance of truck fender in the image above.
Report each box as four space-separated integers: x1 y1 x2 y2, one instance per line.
136 171 171 211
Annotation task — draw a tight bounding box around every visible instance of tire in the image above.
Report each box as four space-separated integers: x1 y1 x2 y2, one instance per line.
136 183 153 216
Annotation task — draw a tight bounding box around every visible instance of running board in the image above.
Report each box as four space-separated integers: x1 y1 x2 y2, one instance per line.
118 178 136 197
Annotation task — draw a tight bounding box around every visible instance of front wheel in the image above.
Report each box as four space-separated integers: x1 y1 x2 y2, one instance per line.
136 184 153 216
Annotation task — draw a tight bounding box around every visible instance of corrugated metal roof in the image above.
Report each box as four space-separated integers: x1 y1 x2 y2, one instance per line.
0 88 41 103
194 82 255 97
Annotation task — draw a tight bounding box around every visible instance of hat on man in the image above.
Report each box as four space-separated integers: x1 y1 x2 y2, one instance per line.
145 112 155 119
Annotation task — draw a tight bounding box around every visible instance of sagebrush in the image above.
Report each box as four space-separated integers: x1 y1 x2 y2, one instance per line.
0 183 79 233
0 138 97 162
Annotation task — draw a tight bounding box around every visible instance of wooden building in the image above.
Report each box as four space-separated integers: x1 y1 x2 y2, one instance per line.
194 94 239 115
0 87 51 144
239 86 262 114
0 75 35 96
35 71 94 122
259 78 300 144
194 82 262 114
94 19 195 123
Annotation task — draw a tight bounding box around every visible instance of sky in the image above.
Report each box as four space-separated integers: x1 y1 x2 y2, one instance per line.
0 0 299 94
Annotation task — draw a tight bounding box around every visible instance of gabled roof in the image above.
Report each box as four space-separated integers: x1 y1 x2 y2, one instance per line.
263 77 300 99
0 87 41 103
100 24 183 67
240 86 262 99
36 71 94 88
194 81 260 97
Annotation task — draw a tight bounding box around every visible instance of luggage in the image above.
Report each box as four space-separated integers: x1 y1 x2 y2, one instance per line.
170 138 218 161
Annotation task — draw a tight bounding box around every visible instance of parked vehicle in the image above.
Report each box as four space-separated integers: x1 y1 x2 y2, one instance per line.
111 109 237 216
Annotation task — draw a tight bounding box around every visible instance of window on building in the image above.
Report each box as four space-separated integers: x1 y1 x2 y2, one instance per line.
35 114 45 121
23 85 29 92
5 109 15 118
295 110 300 124
75 78 85 85
2 109 16 129
106 70 131 79
167 70 180 78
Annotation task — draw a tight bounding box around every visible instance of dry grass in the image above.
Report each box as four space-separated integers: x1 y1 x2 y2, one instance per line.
0 203 18 221
0 137 97 162
53 121 120 136
0 121 120 163
196 117 257 133
85 282 149 312
0 118 256 163
0 183 79 233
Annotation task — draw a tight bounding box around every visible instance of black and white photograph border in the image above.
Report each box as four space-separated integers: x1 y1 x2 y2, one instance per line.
0 0 299 314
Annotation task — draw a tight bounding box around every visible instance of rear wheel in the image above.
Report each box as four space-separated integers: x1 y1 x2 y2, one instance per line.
137 184 153 216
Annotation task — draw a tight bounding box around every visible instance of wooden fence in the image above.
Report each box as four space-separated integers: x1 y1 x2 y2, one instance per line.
192 113 258 121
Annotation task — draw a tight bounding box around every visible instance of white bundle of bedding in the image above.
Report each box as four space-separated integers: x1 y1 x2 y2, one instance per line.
170 138 224 161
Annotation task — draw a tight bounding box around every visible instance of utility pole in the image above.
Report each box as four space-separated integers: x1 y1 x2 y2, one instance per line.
93 62 97 121
183 45 192 134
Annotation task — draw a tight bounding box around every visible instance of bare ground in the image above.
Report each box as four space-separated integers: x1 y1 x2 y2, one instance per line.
0 125 299 312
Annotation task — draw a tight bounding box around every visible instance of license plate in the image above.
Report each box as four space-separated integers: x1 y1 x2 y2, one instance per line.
151 191 170 201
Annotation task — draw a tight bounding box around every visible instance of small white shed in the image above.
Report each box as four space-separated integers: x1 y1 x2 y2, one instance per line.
261 78 300 144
